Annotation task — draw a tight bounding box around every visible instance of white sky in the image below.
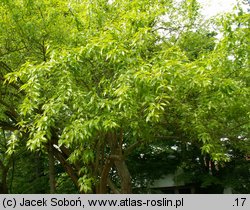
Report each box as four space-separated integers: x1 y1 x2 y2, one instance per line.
198 0 239 18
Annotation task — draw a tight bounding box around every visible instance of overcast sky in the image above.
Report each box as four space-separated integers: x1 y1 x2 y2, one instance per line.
198 0 240 17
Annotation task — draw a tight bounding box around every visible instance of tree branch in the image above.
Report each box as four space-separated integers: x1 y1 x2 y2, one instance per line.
107 178 120 194
52 146 80 191
99 157 113 193
0 121 18 131
124 140 143 157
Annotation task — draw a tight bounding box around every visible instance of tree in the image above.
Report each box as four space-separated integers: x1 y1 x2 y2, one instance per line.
0 130 12 193
0 0 83 193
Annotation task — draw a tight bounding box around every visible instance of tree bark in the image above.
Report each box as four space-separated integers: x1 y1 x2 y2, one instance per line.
48 142 56 193
0 161 8 194
100 131 133 194
114 158 132 193
107 178 120 194
52 146 80 191
99 157 113 193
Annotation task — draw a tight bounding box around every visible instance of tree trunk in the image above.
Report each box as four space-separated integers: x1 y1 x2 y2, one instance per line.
114 158 132 193
52 146 80 192
0 165 8 194
99 158 113 193
99 131 132 194
48 142 56 193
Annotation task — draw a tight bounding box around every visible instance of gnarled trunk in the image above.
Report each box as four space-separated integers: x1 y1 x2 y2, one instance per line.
98 131 132 194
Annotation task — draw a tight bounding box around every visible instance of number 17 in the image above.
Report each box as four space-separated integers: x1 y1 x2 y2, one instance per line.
235 198 246 206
